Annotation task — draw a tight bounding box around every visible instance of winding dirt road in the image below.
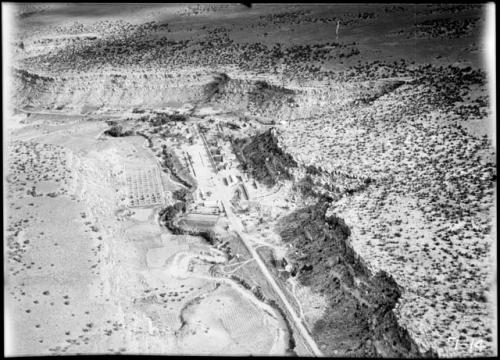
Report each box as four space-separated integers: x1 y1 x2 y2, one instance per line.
189 124 323 356
220 197 323 356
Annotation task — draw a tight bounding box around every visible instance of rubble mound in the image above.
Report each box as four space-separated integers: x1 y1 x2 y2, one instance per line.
276 200 436 358
232 129 297 187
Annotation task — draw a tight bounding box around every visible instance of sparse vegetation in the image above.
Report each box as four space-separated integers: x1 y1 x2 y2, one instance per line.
6 2 494 358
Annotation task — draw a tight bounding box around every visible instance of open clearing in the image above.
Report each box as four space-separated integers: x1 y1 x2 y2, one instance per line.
5 119 288 356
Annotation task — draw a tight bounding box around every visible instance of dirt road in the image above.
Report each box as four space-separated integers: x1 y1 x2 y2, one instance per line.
188 126 323 356
213 184 323 356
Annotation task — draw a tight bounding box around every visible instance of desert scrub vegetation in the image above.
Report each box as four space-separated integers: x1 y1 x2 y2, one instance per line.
6 140 72 199
274 60 494 356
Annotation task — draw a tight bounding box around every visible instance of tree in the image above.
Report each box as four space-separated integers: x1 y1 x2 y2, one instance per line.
172 188 193 203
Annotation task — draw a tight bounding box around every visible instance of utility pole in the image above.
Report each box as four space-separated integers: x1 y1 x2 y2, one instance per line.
279 57 285 89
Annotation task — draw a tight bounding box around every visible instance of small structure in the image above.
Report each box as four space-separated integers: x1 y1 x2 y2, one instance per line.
218 163 228 171
213 154 224 163
203 200 219 208
239 183 249 200
201 200 221 213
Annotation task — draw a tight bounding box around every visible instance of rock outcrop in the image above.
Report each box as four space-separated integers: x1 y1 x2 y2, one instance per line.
276 200 437 357
232 129 297 187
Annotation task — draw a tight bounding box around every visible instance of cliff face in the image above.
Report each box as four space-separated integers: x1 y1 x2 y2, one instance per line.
232 129 297 187
13 69 297 121
276 200 436 357
12 70 212 110
209 77 296 119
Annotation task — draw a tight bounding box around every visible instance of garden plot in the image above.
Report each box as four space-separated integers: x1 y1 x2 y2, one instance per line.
124 166 166 208
131 280 215 335
177 284 284 355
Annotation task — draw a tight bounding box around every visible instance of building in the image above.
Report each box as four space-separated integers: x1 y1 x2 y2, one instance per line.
213 154 224 163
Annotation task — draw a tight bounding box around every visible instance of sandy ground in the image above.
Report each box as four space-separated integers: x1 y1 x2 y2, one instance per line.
4 118 287 356
5 3 495 357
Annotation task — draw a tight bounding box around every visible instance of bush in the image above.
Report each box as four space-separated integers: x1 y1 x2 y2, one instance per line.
104 125 133 137
150 112 187 126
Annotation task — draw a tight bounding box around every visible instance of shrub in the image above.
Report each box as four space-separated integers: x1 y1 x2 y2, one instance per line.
104 125 133 137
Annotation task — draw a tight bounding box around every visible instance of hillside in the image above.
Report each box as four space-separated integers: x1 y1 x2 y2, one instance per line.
276 200 437 357
232 129 297 187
